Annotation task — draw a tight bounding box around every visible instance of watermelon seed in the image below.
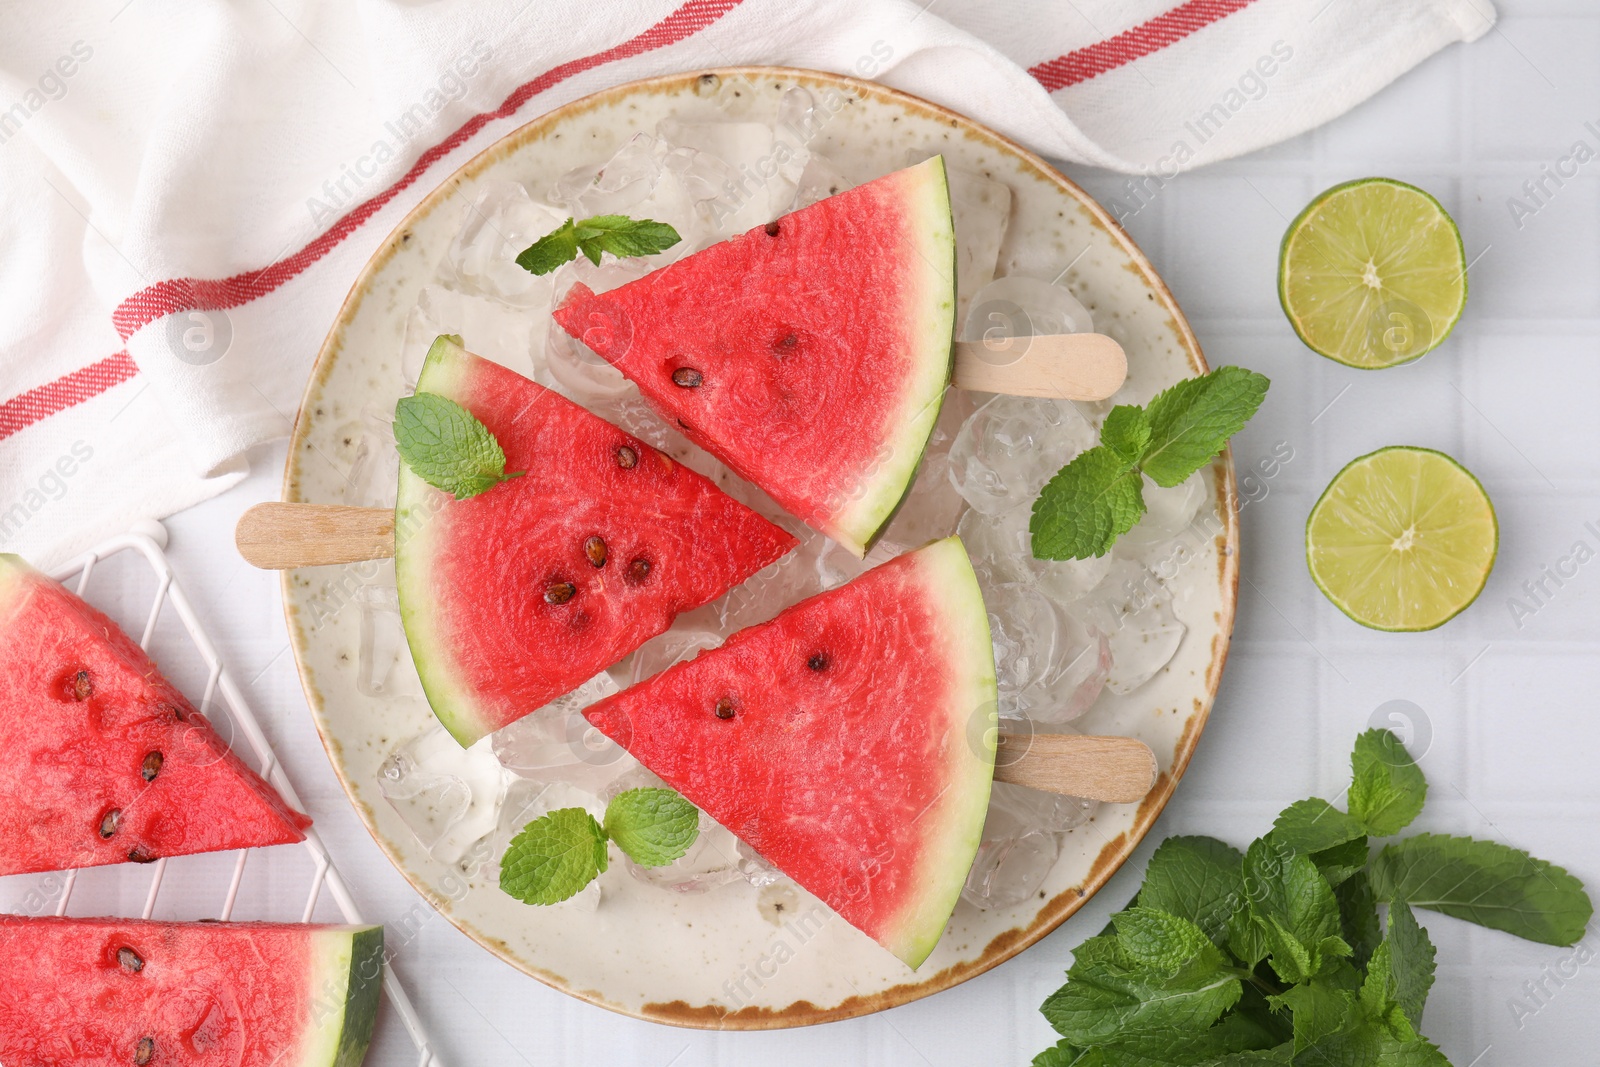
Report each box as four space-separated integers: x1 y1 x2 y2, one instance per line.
584 536 609 568
141 752 163 782
807 652 830 671
714 697 736 720
99 809 122 838
627 558 652 583
135 1037 155 1064
671 367 703 388
765 221 780 237
774 333 797 353
545 581 577 605
116 946 143 973
615 445 638 469
127 846 157 864
68 669 92 701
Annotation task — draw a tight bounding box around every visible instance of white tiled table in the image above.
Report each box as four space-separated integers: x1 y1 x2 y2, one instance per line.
147 2 1600 1062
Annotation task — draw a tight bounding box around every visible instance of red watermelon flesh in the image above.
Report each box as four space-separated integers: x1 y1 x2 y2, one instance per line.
553 157 957 558
0 915 383 1067
395 337 798 747
0 555 310 878
584 536 996 969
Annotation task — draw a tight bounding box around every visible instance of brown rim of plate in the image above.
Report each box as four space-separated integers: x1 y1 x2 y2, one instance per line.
281 66 1240 1031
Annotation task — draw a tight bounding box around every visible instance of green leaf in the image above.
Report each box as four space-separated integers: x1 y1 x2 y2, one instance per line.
1335 870 1384 969
1139 366 1270 487
514 218 581 275
1383 902 1436 1029
1238 837 1346 984
1348 729 1427 837
1138 837 1247 947
499 808 609 905
1369 833 1594 946
1271 979 1360 1054
394 386 523 500
1101 405 1152 461
1033 1040 1085 1067
602 787 700 868
1310 836 1370 889
1041 929 1242 1045
1030 446 1146 560
1205 1048 1292 1066
1272 799 1368 855
572 214 682 261
1113 908 1215 973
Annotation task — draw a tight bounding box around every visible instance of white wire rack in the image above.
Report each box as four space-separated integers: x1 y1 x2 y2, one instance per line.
7 522 442 1067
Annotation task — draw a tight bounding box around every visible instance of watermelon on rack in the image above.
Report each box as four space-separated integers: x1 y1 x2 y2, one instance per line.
395 337 798 748
0 555 310 878
553 157 957 557
583 536 996 969
0 915 382 1067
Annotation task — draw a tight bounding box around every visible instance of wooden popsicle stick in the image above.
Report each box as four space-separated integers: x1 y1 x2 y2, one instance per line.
235 502 394 570
995 732 1157 804
952 332 1127 401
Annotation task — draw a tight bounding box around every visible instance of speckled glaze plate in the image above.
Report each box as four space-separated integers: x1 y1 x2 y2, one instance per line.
283 68 1238 1029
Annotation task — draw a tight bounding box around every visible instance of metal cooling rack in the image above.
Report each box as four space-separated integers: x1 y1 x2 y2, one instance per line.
4 522 443 1067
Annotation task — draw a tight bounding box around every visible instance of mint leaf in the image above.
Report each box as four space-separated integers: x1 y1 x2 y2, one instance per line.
1031 1040 1081 1067
394 386 523 500
1335 870 1384 968
499 808 609 905
1112 907 1214 973
1272 979 1360 1053
1140 366 1270 487
516 214 680 274
603 787 699 868
1348 728 1427 837
1310 836 1370 888
1041 921 1242 1045
1100 405 1151 461
1030 446 1145 560
1384 902 1436 1028
1272 798 1367 855
1137 836 1245 946
1369 833 1594 946
515 218 580 275
1030 366 1269 559
1237 837 1348 984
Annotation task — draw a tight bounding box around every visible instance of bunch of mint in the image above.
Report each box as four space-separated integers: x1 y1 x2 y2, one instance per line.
516 214 681 275
1035 729 1592 1065
500 787 700 905
1031 365 1269 560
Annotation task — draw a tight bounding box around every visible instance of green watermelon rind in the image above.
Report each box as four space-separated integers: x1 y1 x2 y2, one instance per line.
885 536 997 968
393 335 495 748
832 157 958 557
299 925 385 1067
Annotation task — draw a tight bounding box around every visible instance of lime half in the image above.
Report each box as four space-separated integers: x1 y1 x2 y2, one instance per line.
1306 447 1497 631
1279 178 1466 369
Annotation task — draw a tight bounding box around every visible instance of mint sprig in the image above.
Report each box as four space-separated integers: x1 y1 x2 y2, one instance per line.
394 355 524 500
1030 365 1270 560
499 787 701 906
1034 728 1593 1066
515 214 681 275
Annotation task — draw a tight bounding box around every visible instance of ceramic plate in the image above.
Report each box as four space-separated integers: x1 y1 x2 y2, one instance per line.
283 67 1238 1029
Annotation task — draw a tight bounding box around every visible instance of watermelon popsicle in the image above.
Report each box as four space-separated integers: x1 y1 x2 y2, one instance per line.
553 157 958 558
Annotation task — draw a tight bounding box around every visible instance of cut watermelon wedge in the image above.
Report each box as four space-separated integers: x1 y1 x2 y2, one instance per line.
584 537 996 968
553 157 957 557
0 555 310 877
0 915 382 1067
396 337 798 747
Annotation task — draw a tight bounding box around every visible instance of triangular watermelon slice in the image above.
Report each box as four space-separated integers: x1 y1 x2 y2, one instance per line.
396 337 798 747
0 555 311 877
583 536 996 969
553 157 957 557
0 915 382 1067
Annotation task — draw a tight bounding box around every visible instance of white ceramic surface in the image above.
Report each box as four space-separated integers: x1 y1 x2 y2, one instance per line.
281 68 1237 1029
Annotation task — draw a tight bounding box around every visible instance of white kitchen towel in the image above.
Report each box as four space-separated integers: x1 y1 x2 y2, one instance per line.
0 0 1495 567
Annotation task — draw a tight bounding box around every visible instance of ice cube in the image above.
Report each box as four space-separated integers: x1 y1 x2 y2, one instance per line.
625 627 723 687
994 778 1097 834
490 672 636 796
789 152 853 210
377 726 511 864
947 394 1097 516
356 581 423 699
737 839 784 888
1025 611 1111 724
657 118 795 234
985 582 1062 711
958 505 1112 607
961 788 1062 911
438 180 565 309
962 274 1094 344
404 286 535 380
715 533 827 632
344 409 399 509
1074 561 1186 695
1118 473 1205 552
552 132 662 217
